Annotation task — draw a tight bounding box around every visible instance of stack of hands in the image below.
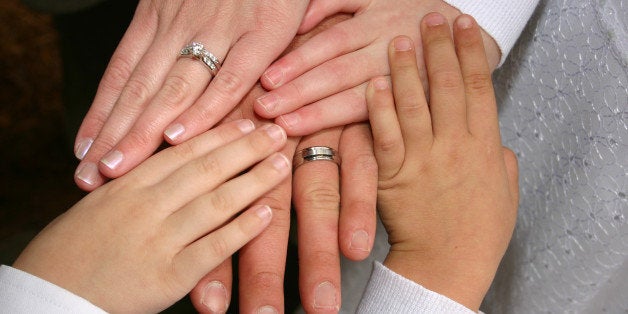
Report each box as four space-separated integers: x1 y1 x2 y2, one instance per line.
9 0 518 313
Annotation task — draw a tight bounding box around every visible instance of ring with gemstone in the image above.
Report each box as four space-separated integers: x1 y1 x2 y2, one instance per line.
293 146 340 171
180 42 221 76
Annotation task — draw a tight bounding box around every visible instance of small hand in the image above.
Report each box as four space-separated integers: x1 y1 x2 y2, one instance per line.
14 120 291 313
254 0 500 136
366 14 518 311
74 0 309 191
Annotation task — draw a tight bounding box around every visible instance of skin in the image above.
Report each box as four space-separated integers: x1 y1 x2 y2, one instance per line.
366 14 519 310
13 120 291 313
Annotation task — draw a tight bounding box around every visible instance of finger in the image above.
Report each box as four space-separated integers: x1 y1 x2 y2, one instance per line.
154 124 286 209
421 13 467 138
236 140 296 313
74 2 157 160
293 128 342 312
263 16 369 89
365 77 405 178
173 204 273 291
453 15 500 143
97 57 214 177
189 260 233 314
298 0 363 34
122 119 255 186
254 45 388 119
164 152 290 245
275 84 368 136
165 30 297 144
502 147 520 209
388 36 433 154
338 123 377 261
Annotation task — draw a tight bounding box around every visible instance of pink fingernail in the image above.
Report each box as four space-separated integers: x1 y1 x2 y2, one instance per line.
256 94 279 114
257 305 279 314
201 281 228 314
263 67 284 87
262 124 286 142
74 138 93 160
255 205 273 221
279 113 300 129
236 119 256 133
425 13 446 27
75 162 99 186
349 229 370 252
373 77 389 90
314 281 339 310
394 37 413 51
165 123 185 141
457 15 474 29
101 150 124 170
270 153 290 171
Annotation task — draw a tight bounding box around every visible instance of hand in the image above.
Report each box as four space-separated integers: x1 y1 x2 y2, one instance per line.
73 0 309 191
366 14 518 310
254 0 501 136
13 120 291 313
291 124 378 312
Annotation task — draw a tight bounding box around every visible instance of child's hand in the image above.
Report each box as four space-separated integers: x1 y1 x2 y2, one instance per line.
13 120 290 313
366 13 519 311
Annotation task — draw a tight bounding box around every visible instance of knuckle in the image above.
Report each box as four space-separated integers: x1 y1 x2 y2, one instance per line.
248 271 283 291
208 235 230 258
431 70 463 91
125 127 156 149
159 74 192 110
350 152 378 174
171 139 196 160
463 72 493 95
122 76 152 102
101 56 134 92
209 192 234 212
298 183 340 212
212 69 244 102
198 155 222 175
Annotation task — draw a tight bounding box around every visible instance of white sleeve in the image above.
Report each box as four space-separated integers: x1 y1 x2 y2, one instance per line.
0 265 106 314
443 0 540 66
357 262 477 314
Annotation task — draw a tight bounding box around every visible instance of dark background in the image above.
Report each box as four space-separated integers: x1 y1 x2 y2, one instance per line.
0 0 299 312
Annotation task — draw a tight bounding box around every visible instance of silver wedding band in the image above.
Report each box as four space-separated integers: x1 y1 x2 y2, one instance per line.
180 42 222 76
293 146 340 171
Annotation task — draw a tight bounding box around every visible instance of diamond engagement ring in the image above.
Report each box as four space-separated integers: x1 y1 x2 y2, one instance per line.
293 146 340 171
180 42 221 76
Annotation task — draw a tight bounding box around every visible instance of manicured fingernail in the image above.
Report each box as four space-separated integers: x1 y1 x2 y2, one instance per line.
257 305 279 314
256 94 279 114
201 281 228 314
101 150 124 170
394 37 413 51
457 15 474 29
262 124 286 142
263 67 284 87
270 153 290 171
373 77 389 90
314 281 339 310
255 205 273 221
279 113 300 129
349 229 370 252
74 138 93 160
425 13 446 27
236 119 256 133
75 162 99 185
164 123 185 141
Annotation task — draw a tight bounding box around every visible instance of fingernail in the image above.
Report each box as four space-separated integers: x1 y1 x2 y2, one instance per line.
349 229 370 252
279 113 300 129
74 138 93 160
263 67 284 87
165 123 185 141
101 150 124 170
373 77 389 90
457 15 474 29
255 205 273 222
270 153 290 171
394 37 413 51
257 305 279 314
425 13 446 27
256 94 279 114
201 281 228 314
236 119 256 133
262 124 286 142
75 162 99 185
314 281 339 310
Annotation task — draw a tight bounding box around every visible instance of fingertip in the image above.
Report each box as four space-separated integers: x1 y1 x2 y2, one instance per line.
261 67 285 89
164 123 186 143
455 14 476 30
74 137 93 160
74 162 105 191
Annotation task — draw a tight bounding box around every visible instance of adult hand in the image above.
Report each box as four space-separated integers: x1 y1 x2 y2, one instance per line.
366 14 518 310
14 119 291 313
254 0 501 136
74 0 309 191
291 123 378 312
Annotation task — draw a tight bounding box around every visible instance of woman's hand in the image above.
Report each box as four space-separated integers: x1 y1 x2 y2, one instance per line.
366 14 518 310
254 0 500 136
74 0 309 191
14 120 291 313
